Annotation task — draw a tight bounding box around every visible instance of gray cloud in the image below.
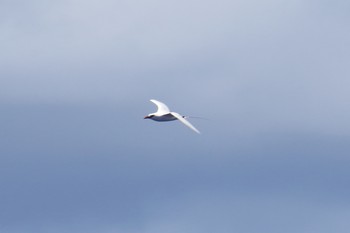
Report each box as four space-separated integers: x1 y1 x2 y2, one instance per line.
1 105 350 232
1 0 350 232
1 0 349 133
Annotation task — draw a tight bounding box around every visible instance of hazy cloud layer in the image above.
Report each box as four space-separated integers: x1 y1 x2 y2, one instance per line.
1 0 350 232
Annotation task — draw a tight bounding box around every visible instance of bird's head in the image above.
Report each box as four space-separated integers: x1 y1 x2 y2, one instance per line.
144 114 153 119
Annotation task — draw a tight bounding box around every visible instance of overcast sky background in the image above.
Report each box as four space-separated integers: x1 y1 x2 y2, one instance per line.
1 0 350 232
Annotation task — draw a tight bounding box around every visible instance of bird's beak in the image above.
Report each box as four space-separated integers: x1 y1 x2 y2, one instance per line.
144 116 149 119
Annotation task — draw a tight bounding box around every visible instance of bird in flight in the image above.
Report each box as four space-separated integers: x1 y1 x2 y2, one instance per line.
144 99 201 134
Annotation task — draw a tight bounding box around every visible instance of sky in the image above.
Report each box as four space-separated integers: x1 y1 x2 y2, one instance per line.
1 0 350 232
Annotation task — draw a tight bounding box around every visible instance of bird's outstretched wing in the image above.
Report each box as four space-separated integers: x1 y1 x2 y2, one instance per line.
171 112 201 134
150 99 171 114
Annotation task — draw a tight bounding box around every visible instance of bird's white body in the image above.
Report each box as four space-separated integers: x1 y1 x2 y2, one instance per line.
144 99 200 134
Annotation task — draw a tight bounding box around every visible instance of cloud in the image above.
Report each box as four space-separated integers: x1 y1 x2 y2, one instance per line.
0 0 315 102
1 1 350 232
1 0 349 134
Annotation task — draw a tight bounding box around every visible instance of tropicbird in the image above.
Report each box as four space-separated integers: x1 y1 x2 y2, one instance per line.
144 99 200 134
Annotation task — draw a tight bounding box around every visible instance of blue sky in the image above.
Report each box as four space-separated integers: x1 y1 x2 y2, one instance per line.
1 0 350 232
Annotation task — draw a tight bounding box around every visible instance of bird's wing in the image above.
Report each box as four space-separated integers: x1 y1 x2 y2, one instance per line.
171 112 201 134
150 99 170 114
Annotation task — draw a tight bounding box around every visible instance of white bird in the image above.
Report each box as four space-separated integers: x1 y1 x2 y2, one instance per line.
144 99 201 134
